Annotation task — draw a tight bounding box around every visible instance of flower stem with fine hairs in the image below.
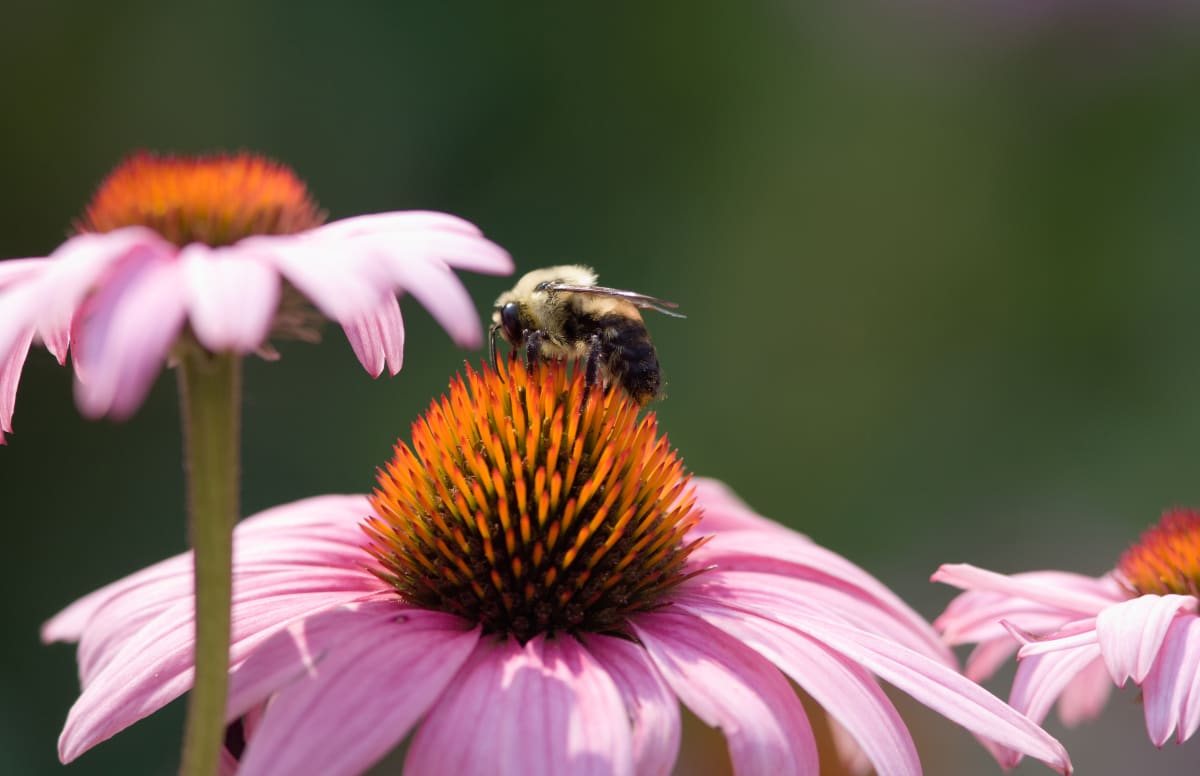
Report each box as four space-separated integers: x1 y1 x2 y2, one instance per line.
177 349 241 776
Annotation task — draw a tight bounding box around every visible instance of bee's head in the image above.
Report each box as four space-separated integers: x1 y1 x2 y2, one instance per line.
489 299 526 370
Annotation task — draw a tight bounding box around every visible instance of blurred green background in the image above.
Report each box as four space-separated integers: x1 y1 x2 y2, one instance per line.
3 2 1200 774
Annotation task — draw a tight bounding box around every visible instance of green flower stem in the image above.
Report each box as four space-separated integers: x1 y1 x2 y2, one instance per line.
177 349 241 776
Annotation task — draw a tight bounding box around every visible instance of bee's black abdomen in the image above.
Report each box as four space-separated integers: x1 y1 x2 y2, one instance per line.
594 313 662 405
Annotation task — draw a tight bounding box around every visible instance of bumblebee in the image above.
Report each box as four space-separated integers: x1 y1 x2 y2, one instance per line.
490 265 684 405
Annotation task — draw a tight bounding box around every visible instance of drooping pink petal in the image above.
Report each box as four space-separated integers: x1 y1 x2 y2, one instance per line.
71 254 187 419
1055 654 1114 727
234 603 480 776
0 328 33 443
1142 613 1200 746
933 564 1121 615
1011 642 1103 727
1095 594 1196 686
341 294 405 377
632 611 819 776
180 243 280 353
58 581 372 763
384 255 481 348
694 535 953 665
678 588 1073 774
407 635 634 776
584 634 681 776
35 227 176 363
691 600 921 776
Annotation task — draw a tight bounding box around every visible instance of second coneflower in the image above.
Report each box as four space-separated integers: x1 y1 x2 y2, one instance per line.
935 508 1200 766
45 360 1072 775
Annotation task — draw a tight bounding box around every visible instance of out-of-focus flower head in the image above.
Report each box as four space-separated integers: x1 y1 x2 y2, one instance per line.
0 151 512 441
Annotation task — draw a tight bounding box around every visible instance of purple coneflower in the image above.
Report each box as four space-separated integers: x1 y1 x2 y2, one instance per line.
0 151 511 439
46 360 1071 775
935 508 1200 765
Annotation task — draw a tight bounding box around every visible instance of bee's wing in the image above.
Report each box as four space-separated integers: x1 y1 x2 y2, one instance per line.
538 283 686 319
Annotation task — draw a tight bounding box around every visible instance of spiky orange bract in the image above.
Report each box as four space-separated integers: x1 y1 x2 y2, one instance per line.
78 151 325 247
364 359 708 643
1117 509 1200 597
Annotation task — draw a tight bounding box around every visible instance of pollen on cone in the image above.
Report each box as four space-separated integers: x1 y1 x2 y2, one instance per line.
364 359 707 643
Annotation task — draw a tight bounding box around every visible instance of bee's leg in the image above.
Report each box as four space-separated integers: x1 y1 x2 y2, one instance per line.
524 330 546 370
584 334 602 386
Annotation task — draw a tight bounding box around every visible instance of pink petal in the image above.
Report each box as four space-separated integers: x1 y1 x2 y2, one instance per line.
0 328 33 442
180 243 280 352
36 227 176 363
693 601 920 776
694 570 951 671
827 715 875 776
43 495 371 645
1142 613 1200 746
1095 594 1196 686
313 211 514 275
341 294 405 377
584 634 681 776
678 589 1073 774
1011 644 1104 726
1055 654 1114 727
235 604 479 776
251 236 393 323
71 255 187 420
694 534 953 665
384 255 481 347
58 584 367 763
690 477 798 537
632 610 819 776
408 635 633 776
964 638 1019 682
933 564 1122 615
0 258 45 287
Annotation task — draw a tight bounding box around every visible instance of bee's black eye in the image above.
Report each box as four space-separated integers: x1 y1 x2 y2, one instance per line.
500 303 524 344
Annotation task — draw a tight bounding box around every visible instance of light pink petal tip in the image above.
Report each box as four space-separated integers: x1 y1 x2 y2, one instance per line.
1143 614 1200 746
181 244 280 352
0 329 34 443
634 611 819 776
342 295 405 377
234 604 479 776
408 635 633 776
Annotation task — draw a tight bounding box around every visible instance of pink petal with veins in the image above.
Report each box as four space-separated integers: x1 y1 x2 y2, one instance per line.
235 604 479 776
634 611 819 776
407 635 633 776
342 294 405 377
584 634 681 776
1095 594 1196 686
